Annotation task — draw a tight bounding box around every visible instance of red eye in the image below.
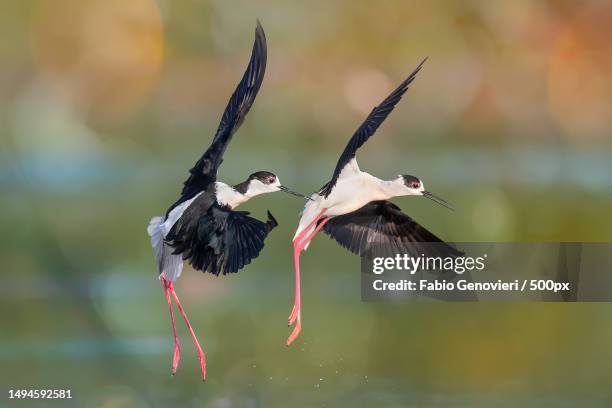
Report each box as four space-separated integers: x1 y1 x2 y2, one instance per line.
411 182 420 189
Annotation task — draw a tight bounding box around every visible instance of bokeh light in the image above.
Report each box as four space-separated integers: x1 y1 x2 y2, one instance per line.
2 1 612 406
30 0 164 124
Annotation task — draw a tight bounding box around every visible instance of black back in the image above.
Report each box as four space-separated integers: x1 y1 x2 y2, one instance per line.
322 200 462 258
166 197 278 275
319 58 426 198
167 22 267 217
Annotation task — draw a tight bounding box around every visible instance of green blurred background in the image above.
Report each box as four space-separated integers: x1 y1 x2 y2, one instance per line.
2 0 612 406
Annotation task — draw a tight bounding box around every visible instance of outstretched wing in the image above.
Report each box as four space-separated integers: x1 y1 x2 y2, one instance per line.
180 21 268 200
166 204 278 275
319 58 426 198
322 200 462 258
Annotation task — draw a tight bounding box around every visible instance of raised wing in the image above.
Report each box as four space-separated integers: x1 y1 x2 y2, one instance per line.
180 21 268 201
322 200 462 258
319 58 426 198
166 204 278 275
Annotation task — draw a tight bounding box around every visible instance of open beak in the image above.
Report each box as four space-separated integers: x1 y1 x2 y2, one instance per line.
279 186 311 200
422 191 454 211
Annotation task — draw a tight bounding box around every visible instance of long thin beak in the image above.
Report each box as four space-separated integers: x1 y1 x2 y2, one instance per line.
422 191 454 211
279 186 312 200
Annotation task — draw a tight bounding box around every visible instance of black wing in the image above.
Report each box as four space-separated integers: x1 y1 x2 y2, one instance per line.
319 58 426 198
166 203 278 276
322 200 462 258
179 21 268 201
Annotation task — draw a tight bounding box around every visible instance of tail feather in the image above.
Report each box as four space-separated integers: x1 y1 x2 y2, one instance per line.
266 210 278 232
148 216 184 282
148 216 165 271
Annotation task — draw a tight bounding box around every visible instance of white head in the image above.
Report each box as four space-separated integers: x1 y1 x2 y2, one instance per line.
390 174 454 210
236 171 281 197
236 171 306 199
396 174 425 196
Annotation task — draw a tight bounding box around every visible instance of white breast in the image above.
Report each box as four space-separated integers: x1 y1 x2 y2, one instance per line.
293 171 389 241
215 182 248 209
323 172 388 216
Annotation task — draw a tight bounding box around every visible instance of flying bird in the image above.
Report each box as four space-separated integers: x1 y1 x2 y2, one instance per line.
147 22 303 380
286 58 462 346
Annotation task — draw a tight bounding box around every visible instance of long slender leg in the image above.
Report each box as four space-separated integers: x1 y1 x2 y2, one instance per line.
161 277 181 375
294 209 329 247
303 216 332 248
288 209 328 324
287 216 332 346
288 215 332 326
287 239 303 344
171 286 207 381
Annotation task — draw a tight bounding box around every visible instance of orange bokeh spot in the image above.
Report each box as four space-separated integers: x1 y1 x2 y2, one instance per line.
548 6 612 139
31 0 164 124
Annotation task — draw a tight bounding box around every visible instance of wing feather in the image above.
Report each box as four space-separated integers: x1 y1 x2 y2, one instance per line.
319 59 426 198
166 204 277 275
322 200 462 259
178 22 268 202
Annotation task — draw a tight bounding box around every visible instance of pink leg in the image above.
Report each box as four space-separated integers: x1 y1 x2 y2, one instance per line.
288 215 331 326
161 277 181 375
287 209 328 324
287 215 332 347
170 285 207 381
